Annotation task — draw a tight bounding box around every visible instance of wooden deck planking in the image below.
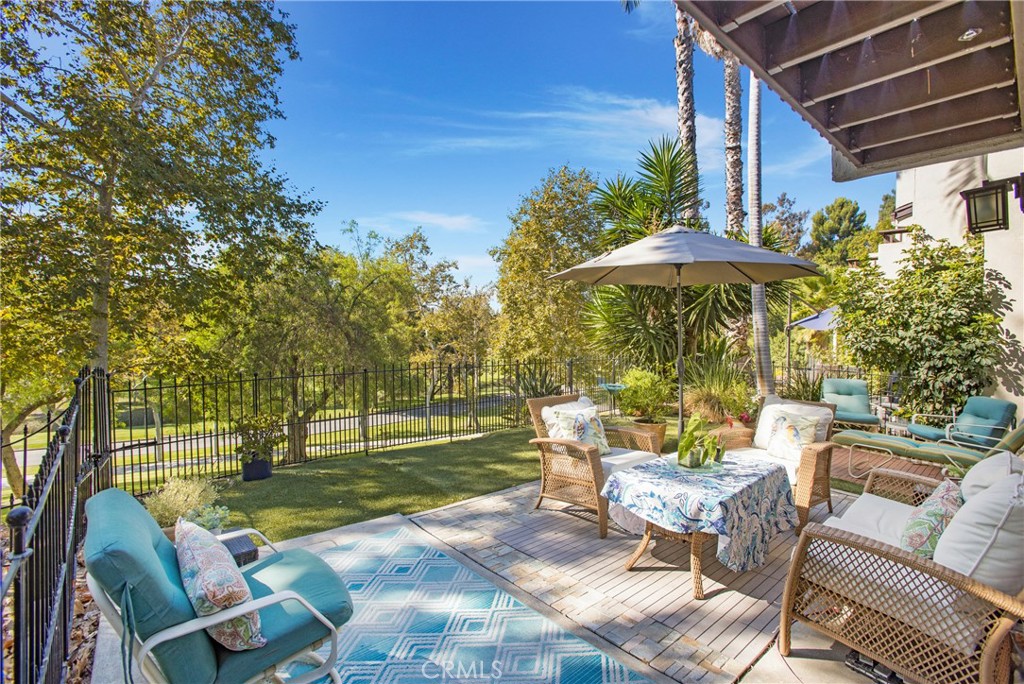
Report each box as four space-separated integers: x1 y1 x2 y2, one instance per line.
411 481 859 683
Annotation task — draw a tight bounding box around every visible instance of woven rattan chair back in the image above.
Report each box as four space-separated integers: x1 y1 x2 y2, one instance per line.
527 394 579 439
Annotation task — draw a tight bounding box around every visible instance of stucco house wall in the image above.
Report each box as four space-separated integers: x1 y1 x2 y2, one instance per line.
874 148 1024 417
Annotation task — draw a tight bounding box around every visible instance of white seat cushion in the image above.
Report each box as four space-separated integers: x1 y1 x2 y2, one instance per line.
600 447 658 477
822 493 915 547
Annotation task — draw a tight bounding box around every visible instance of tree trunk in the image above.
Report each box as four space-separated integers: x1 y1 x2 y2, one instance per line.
747 73 775 396
1 398 61 501
724 55 745 236
285 368 306 464
674 8 700 222
90 175 117 370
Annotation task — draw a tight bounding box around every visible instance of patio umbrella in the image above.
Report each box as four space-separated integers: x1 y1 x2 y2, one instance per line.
549 225 821 437
785 306 839 386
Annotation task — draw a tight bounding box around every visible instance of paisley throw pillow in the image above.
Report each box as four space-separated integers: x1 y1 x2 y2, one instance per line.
552 407 611 455
900 479 963 558
175 519 266 650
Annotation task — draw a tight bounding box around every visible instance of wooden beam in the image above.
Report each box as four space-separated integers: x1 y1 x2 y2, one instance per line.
846 87 1020 151
1011 0 1024 132
823 45 1017 131
861 118 1022 166
719 1 787 33
799 2 1013 105
763 1 956 74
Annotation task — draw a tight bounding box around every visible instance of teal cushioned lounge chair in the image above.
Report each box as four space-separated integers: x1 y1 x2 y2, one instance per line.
822 378 880 431
833 422 1024 478
907 396 1017 449
84 488 352 684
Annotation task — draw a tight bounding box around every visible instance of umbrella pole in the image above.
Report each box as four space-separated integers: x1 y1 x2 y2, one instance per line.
676 264 684 440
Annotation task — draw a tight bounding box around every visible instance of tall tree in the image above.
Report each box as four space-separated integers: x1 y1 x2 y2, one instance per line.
762 192 809 254
875 190 897 232
747 73 775 395
693 28 744 234
622 1 700 222
3 2 316 371
491 166 602 359
804 197 869 265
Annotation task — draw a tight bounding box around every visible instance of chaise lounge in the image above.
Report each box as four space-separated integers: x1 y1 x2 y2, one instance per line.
84 488 353 684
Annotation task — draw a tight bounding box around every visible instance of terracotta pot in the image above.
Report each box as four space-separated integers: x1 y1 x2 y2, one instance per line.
630 419 667 453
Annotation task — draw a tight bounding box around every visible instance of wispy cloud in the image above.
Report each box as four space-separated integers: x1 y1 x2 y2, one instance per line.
763 140 831 177
355 211 487 234
621 1 676 42
403 86 725 170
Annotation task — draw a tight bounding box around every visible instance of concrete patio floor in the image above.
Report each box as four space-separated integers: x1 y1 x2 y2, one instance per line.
92 479 884 683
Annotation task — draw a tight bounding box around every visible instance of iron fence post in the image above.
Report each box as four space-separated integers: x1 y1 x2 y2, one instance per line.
361 369 369 453
7 505 32 684
567 359 574 394
515 360 522 428
447 364 454 442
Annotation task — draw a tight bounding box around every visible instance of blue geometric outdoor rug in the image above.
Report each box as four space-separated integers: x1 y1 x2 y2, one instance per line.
287 527 650 683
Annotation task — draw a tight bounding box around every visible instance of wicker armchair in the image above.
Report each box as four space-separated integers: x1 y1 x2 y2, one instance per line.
711 398 836 531
780 469 1024 684
527 395 658 538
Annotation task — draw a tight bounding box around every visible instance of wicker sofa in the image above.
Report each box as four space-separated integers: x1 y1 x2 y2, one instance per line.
780 465 1024 684
527 394 659 538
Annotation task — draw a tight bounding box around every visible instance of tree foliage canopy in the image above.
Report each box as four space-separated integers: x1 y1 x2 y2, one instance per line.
490 166 602 359
833 229 1005 416
804 197 870 266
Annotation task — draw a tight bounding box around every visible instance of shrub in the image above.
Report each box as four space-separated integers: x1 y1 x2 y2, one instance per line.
783 368 823 402
234 413 286 463
683 341 753 422
144 478 218 528
618 367 673 422
185 504 231 531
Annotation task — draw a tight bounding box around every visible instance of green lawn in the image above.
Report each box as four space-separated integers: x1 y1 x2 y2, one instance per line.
218 428 541 541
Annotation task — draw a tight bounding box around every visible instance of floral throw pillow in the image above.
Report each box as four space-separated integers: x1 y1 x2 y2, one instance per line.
552 407 611 455
765 411 819 461
175 519 267 651
900 479 963 558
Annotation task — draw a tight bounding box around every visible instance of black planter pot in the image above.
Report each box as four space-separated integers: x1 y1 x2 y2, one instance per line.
241 457 272 481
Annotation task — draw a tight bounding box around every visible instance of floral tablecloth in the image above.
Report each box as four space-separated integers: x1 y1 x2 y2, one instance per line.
601 456 798 572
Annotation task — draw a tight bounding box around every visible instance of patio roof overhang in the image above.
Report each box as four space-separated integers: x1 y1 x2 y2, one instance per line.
678 1 1024 181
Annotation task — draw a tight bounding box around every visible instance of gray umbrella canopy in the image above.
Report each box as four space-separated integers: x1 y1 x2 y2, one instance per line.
549 225 822 439
549 225 821 286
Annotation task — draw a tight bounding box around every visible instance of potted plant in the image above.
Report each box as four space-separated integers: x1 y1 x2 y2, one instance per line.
676 413 723 469
234 413 285 481
618 367 673 452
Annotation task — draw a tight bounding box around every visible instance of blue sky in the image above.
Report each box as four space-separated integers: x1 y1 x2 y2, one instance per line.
267 1 896 285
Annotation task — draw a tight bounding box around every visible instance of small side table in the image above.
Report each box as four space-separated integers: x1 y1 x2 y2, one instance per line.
221 529 259 566
599 382 627 416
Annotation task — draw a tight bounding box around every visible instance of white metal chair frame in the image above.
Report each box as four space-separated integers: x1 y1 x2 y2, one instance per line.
87 528 342 684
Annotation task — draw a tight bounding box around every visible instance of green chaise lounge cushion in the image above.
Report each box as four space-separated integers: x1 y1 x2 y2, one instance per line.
822 379 880 427
215 549 354 684
831 430 987 468
85 489 219 684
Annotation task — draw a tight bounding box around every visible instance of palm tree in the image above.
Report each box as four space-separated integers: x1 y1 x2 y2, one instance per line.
747 73 775 396
622 1 700 223
692 28 744 236
585 138 790 370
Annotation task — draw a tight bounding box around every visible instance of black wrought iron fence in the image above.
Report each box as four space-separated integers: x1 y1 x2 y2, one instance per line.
105 357 626 495
2 368 113 684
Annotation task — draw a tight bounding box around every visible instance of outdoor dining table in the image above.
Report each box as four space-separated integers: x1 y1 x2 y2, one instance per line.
601 456 798 599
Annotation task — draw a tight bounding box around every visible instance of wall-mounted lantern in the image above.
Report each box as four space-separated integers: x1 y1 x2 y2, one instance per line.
960 173 1023 234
